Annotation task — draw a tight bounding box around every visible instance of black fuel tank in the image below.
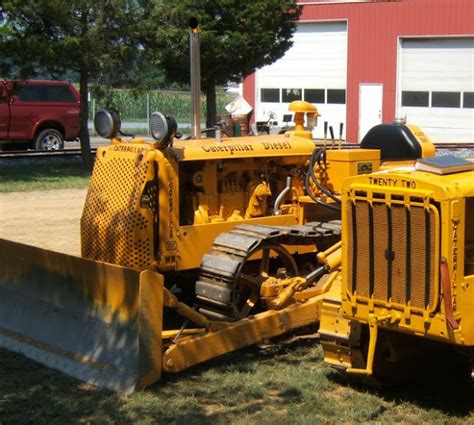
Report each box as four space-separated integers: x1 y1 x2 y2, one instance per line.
360 124 421 161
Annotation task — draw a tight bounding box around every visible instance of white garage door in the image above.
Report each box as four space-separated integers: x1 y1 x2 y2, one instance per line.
255 22 348 139
398 37 474 143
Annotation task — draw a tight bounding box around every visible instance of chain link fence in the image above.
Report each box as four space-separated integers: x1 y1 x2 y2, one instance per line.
88 89 238 133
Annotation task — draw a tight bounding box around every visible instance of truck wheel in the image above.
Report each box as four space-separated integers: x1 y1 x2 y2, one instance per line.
34 129 64 150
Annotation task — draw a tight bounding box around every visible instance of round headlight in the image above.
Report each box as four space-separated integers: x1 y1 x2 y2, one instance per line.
94 109 121 139
150 112 177 146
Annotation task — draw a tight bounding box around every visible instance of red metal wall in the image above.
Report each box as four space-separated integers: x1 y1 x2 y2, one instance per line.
244 0 474 142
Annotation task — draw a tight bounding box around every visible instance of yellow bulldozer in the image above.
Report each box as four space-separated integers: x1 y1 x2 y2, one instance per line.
4 94 471 394
319 156 474 380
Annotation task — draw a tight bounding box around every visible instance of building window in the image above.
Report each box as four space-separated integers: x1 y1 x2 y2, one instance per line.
304 89 325 104
402 91 429 107
282 88 302 103
463 92 474 109
432 91 461 108
327 89 346 104
261 88 280 103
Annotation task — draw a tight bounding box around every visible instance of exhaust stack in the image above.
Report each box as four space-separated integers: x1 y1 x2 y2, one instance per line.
189 18 201 139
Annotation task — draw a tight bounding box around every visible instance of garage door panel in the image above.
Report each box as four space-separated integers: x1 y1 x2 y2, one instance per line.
401 39 474 91
259 50 346 81
256 21 347 138
402 107 474 143
404 107 473 125
399 37 474 143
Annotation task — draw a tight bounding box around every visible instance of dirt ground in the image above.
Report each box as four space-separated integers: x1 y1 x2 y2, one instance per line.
0 189 87 256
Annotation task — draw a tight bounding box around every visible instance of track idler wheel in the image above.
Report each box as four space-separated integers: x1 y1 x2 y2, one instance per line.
231 244 298 319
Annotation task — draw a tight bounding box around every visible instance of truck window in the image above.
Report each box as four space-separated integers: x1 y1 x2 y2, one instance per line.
17 85 76 102
466 197 474 276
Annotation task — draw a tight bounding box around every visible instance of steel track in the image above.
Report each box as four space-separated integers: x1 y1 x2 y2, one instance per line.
196 221 342 321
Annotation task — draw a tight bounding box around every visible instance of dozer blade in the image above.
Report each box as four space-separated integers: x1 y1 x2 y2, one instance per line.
0 238 163 394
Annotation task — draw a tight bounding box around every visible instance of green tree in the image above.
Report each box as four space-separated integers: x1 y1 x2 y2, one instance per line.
147 0 301 127
0 1 149 169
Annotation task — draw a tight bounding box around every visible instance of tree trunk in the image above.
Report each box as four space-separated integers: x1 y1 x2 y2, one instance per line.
79 71 94 171
205 79 217 129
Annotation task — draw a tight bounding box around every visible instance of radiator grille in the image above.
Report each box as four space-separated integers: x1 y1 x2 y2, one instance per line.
347 197 438 311
81 147 158 269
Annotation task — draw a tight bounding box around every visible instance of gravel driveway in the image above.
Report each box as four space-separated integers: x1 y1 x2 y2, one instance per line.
0 188 88 256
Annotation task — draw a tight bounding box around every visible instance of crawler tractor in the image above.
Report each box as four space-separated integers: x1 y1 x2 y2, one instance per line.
0 98 452 393
82 103 343 324
319 160 474 381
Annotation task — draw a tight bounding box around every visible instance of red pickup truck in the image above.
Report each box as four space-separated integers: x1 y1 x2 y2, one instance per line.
0 80 80 150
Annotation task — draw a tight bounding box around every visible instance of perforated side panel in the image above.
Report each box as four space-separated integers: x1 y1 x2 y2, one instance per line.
81 147 157 270
347 198 437 311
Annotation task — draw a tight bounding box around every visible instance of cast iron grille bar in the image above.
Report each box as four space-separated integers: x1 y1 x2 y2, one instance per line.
405 206 411 303
424 208 431 308
368 203 375 297
386 205 393 300
351 201 358 294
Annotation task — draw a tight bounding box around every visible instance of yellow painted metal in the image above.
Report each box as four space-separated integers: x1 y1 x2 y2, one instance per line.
176 214 301 270
320 319 353 369
163 288 209 328
288 100 318 114
405 124 436 158
293 271 339 302
81 132 324 273
84 120 427 276
0 238 164 394
336 168 474 366
81 144 162 270
136 270 164 390
285 100 319 139
244 180 272 219
345 189 441 316
260 241 341 309
323 149 381 193
171 133 316 161
379 160 421 170
316 241 342 270
162 294 325 374
345 313 390 376
162 329 206 340
318 275 361 371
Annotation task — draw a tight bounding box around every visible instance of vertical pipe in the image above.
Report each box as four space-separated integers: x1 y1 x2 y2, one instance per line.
92 98 96 136
189 18 201 139
146 93 150 135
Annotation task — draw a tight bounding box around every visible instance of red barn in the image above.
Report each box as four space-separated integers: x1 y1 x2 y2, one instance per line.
243 0 474 143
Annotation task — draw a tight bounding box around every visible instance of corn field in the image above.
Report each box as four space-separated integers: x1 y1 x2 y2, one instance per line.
88 90 238 123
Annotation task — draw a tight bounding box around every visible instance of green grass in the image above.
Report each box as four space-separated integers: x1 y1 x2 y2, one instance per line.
1 341 472 424
0 158 91 192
